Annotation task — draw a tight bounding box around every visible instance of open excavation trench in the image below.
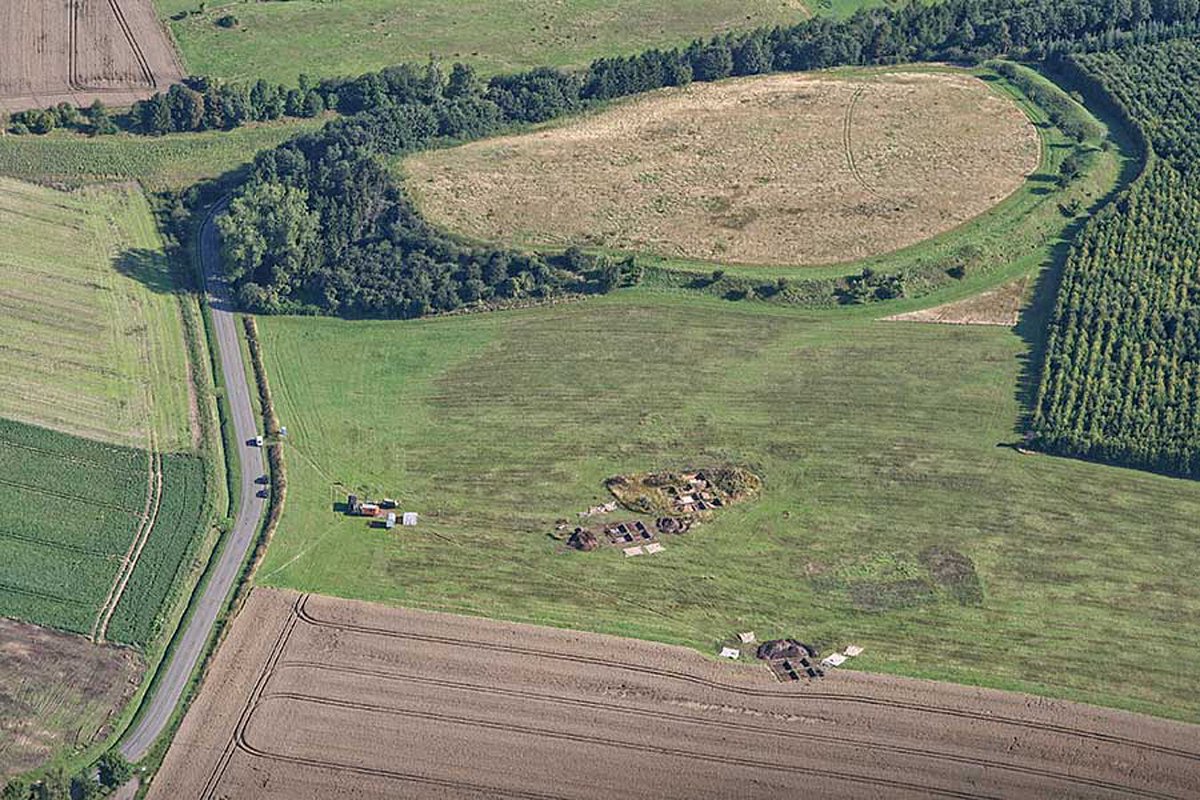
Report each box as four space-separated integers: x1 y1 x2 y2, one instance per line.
152 588 1200 800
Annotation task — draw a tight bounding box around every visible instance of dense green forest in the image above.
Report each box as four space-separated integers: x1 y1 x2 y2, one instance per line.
1033 38 1200 477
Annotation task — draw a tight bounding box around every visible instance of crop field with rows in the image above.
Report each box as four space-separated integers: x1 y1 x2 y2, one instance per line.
107 455 208 646
0 418 207 645
0 419 146 634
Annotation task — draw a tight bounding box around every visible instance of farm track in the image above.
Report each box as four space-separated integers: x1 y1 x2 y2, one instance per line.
842 84 883 199
268 658 1177 800
101 0 156 87
66 0 79 91
293 597 1200 764
92 446 163 642
153 589 1200 799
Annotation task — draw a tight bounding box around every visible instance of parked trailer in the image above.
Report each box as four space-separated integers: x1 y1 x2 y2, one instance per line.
386 512 396 529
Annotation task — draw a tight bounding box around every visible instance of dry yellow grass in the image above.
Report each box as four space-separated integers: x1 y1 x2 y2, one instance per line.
405 70 1039 266
884 278 1031 327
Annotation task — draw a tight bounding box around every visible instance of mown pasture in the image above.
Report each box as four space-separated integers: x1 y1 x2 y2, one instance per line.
256 291 1200 722
0 178 190 449
0 120 322 192
155 0 812 85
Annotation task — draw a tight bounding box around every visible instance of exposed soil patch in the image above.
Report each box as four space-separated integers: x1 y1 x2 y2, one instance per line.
0 0 184 113
405 70 1039 266
152 588 1200 799
811 548 984 612
920 545 984 606
0 617 143 778
884 278 1030 327
561 465 759 552
606 465 761 516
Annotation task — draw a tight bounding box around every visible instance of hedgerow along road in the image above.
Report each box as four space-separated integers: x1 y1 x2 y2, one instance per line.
119 203 268 762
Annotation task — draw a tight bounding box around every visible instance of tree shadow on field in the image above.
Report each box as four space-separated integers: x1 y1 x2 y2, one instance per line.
1012 60 1150 440
115 247 181 295
1012 170 1143 437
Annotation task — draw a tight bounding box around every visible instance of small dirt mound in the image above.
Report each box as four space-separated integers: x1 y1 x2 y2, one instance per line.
756 639 818 661
567 528 599 552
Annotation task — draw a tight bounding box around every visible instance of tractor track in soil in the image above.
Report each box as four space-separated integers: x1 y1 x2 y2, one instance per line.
264 659 1177 800
293 596 1200 765
151 589 1200 799
237 694 1001 800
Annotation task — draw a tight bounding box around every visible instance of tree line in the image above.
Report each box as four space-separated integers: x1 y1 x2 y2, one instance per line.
1033 37 1200 478
7 0 1200 137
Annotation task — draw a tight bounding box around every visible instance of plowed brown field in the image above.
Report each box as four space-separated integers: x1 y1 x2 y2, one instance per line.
151 588 1200 799
0 0 183 113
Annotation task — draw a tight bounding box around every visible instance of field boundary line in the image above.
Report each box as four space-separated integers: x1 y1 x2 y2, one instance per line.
268 659 1175 800
92 445 163 643
295 597 1200 763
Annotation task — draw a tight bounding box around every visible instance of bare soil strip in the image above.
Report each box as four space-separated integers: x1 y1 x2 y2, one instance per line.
405 70 1039 267
151 588 1200 800
885 278 1030 327
0 0 183 113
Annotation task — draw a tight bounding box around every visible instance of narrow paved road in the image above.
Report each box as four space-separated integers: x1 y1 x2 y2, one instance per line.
119 203 267 763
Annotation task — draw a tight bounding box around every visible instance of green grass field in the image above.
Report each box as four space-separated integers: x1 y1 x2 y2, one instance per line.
0 419 206 646
155 0 812 85
256 289 1200 722
0 121 321 192
0 178 194 449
